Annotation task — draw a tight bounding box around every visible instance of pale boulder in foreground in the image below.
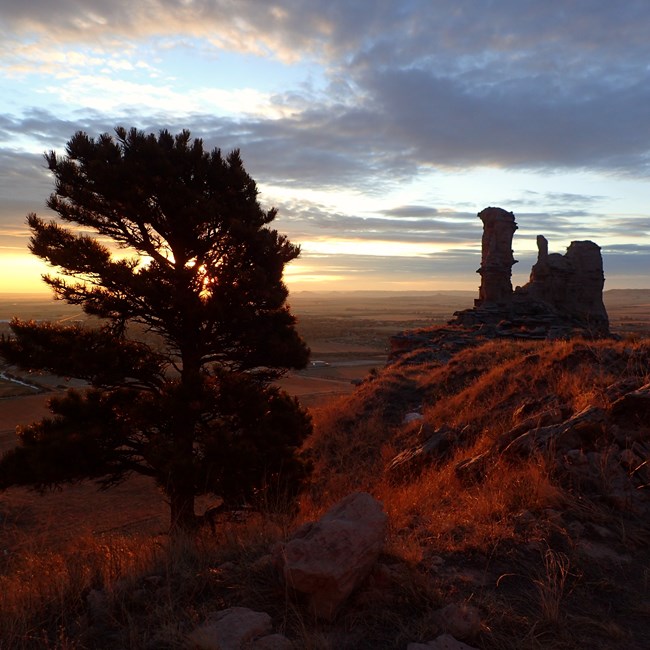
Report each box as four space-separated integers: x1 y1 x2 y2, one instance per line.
188 607 277 650
408 633 480 649
273 491 388 620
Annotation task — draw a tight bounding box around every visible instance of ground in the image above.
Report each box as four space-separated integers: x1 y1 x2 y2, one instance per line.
0 290 649 649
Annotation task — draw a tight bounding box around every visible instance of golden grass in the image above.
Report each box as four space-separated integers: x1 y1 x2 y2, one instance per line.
2 335 649 648
0 512 293 649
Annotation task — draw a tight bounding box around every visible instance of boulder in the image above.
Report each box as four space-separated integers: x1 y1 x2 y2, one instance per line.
273 492 387 620
434 602 481 639
250 634 294 650
407 633 480 649
187 607 272 650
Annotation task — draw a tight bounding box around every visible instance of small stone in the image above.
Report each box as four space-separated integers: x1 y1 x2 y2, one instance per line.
434 603 481 639
130 588 148 606
577 540 631 564
566 521 585 538
565 449 588 465
86 588 109 625
217 561 236 573
250 633 294 650
187 607 272 650
143 574 164 587
408 633 480 650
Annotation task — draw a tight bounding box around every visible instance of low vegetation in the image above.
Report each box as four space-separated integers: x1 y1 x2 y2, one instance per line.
1 336 649 648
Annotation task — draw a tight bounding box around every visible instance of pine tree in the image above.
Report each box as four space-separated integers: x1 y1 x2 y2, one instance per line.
0 128 312 531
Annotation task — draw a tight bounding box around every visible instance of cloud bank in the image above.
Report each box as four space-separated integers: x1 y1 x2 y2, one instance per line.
1 1 649 290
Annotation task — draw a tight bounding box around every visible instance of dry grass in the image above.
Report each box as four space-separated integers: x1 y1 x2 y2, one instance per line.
0 511 294 649
297 336 650 647
1 336 649 648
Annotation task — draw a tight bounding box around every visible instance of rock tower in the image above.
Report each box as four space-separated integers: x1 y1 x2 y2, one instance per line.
475 207 518 307
452 207 610 336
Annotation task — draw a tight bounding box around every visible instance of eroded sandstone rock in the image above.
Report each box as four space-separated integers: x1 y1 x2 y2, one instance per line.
450 207 610 337
273 492 387 620
476 206 518 307
517 238 609 334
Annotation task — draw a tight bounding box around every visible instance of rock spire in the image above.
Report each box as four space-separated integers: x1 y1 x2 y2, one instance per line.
451 207 609 337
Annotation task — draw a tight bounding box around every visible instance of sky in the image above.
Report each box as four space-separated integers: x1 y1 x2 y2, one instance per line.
1 1 649 295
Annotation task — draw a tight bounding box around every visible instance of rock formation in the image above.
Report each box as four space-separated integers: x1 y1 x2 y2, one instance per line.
451 207 610 337
515 237 608 333
475 207 518 307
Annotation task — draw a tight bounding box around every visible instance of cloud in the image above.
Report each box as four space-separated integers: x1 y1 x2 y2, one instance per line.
1 2 649 289
3 2 650 64
359 66 650 174
2 3 650 186
271 197 481 245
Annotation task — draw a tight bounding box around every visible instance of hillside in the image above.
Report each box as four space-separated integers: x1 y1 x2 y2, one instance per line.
305 335 650 648
2 334 649 648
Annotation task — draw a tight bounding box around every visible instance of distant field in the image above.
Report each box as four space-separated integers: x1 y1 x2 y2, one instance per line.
603 288 650 334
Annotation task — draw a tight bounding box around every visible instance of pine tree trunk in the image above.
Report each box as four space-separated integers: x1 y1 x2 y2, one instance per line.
169 487 197 533
167 351 202 533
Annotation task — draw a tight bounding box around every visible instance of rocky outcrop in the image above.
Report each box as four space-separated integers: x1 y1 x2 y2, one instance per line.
476 207 518 307
386 424 462 481
451 382 650 513
450 207 610 337
515 237 608 333
272 492 387 620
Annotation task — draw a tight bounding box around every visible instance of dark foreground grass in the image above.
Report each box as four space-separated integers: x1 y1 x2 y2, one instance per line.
1 336 649 648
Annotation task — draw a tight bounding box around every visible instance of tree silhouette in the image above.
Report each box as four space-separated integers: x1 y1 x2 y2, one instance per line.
0 128 312 531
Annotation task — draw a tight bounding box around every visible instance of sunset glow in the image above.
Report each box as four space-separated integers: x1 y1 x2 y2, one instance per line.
1 3 650 294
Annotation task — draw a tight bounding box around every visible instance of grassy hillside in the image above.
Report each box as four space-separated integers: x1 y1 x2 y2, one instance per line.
1 336 649 648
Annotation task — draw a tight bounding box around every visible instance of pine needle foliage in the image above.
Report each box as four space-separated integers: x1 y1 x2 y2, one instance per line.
0 127 312 531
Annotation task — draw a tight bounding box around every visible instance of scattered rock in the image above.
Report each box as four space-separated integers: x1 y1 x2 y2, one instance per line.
250 633 294 650
619 448 639 469
610 382 650 421
604 377 644 401
386 425 458 480
143 574 164 587
576 540 632 564
86 588 109 626
566 520 585 538
273 492 388 620
434 602 481 639
408 633 480 649
502 405 606 457
187 607 272 650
